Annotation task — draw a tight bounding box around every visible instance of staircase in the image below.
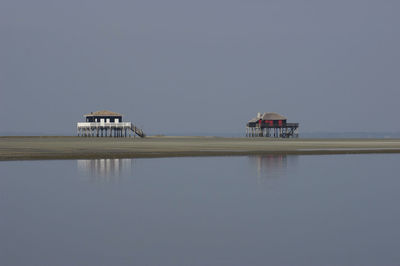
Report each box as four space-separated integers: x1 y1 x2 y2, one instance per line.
130 124 146 138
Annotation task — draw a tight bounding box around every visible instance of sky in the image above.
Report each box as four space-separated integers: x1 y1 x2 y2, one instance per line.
1 0 399 135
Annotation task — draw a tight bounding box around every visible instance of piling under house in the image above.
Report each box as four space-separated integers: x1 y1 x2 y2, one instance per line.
246 112 299 138
77 110 145 137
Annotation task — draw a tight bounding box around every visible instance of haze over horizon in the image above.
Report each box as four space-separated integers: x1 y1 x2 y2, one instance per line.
1 0 399 135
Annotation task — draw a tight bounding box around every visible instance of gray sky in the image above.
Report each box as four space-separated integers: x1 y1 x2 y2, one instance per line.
1 0 399 135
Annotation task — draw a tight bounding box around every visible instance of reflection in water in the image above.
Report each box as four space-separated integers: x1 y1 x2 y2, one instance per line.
77 158 134 182
248 155 298 180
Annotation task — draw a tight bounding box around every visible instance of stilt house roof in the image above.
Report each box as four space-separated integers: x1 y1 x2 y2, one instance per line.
260 112 287 120
248 112 287 123
247 117 259 123
84 110 123 117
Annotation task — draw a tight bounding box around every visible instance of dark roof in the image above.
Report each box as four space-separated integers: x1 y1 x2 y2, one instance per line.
84 110 123 117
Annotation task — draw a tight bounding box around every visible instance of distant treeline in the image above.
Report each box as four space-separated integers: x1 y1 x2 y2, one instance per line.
153 131 400 138
300 132 400 139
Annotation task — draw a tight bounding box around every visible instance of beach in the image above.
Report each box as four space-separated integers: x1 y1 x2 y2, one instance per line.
1 136 400 161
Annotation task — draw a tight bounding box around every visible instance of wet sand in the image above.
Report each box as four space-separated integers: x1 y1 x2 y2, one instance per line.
1 136 400 161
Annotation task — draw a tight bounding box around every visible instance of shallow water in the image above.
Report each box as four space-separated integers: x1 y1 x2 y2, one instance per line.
1 154 400 266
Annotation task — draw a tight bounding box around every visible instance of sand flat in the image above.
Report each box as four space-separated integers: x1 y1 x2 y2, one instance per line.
1 136 400 161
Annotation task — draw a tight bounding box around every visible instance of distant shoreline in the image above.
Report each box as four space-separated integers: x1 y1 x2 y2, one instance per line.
1 136 400 161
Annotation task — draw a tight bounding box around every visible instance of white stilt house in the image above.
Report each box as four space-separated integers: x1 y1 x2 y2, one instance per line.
77 110 145 137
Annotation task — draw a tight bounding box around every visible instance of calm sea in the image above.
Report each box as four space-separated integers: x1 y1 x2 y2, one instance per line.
1 154 400 266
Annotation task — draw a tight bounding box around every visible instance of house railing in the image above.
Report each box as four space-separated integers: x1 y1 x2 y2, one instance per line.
77 122 132 127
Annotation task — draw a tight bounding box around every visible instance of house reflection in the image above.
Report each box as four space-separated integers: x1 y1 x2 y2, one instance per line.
248 154 298 179
77 158 134 182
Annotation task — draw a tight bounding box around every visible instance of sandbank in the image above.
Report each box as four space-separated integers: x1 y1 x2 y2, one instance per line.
1 136 400 161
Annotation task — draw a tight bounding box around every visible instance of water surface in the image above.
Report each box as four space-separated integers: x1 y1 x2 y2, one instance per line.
1 154 400 266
